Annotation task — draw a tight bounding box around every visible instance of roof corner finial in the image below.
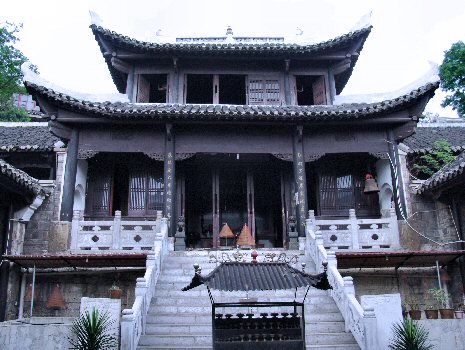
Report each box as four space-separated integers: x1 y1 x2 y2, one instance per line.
89 10 103 27
296 27 303 36
226 26 233 36
251 250 258 264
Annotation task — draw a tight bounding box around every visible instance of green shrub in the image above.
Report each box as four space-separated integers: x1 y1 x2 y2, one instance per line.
389 318 434 350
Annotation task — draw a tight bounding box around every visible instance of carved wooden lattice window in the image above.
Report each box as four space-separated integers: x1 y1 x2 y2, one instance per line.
128 168 164 217
317 161 379 217
247 77 281 105
86 166 113 217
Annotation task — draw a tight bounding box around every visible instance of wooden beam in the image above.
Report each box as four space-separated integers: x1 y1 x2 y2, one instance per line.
110 57 131 74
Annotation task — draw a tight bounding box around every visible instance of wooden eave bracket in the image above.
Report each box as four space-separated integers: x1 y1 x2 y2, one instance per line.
49 120 72 140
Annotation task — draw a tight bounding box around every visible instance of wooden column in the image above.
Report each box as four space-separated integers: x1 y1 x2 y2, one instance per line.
60 129 79 221
292 125 308 239
164 124 176 236
126 65 135 102
283 59 291 105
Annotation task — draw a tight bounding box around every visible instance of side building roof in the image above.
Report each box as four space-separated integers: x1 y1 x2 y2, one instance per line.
25 80 438 124
0 123 60 152
403 125 465 154
0 158 48 196
416 151 465 194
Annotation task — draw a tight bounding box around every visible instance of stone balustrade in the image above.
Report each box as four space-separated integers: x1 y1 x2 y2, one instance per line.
70 210 163 251
308 208 400 251
305 221 378 350
120 218 169 350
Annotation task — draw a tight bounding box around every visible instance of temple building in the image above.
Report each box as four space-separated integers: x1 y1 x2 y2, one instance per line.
2 15 465 350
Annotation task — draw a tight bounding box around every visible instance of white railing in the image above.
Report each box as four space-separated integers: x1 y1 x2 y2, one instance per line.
308 208 400 251
120 218 169 350
70 210 163 251
306 219 378 350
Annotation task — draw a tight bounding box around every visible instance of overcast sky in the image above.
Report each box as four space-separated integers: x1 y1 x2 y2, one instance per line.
2 0 465 117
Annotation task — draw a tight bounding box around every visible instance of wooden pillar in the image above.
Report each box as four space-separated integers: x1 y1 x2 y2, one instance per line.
60 129 79 221
126 65 135 102
164 124 176 236
292 125 308 239
387 130 406 219
172 58 179 103
283 59 291 105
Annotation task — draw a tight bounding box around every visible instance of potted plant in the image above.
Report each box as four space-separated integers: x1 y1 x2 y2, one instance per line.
109 283 122 299
68 307 117 350
424 303 439 319
455 304 464 319
406 297 422 320
389 319 433 350
429 288 454 319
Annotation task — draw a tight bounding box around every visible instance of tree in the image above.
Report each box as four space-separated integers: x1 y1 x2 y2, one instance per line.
412 139 456 179
0 22 36 121
439 41 465 118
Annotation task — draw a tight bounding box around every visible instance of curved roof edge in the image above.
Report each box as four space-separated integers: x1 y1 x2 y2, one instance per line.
24 80 438 123
91 24 372 93
0 159 49 196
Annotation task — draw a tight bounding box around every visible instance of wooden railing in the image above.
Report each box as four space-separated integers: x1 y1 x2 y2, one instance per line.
120 218 169 350
70 210 163 251
308 208 400 251
306 220 377 350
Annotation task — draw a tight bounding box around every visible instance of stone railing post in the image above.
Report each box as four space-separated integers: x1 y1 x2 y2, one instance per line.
363 307 378 350
308 210 316 230
314 231 324 269
70 210 81 251
121 309 135 350
349 209 360 250
113 211 122 249
389 207 400 248
343 276 355 332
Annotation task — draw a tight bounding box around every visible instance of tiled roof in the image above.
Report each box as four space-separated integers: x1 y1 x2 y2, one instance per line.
91 25 371 93
0 123 60 152
0 158 48 196
416 151 465 194
182 262 331 292
91 24 371 56
403 126 465 154
25 80 438 123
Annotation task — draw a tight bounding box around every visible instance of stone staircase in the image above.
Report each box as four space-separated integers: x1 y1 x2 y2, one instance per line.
137 250 359 350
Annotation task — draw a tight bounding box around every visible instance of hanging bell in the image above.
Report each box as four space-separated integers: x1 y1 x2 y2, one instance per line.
46 283 66 310
364 174 379 194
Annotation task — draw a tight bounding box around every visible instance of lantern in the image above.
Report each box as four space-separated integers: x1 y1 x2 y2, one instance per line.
364 174 379 194
46 283 66 310
237 224 255 247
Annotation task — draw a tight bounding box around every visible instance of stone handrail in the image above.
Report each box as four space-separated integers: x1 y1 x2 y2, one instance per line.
308 208 399 250
120 217 169 350
306 218 377 350
70 210 163 251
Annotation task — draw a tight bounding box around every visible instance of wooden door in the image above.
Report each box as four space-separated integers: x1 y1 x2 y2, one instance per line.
212 170 220 248
246 76 283 105
280 170 295 248
85 165 113 217
247 170 255 240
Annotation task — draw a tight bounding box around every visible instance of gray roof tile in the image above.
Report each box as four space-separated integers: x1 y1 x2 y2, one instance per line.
25 81 439 123
403 126 465 154
416 151 465 194
0 158 48 196
0 124 59 152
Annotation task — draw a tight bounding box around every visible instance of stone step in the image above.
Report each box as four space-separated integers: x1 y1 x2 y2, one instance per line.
149 302 339 314
306 345 360 350
145 320 345 335
146 310 344 324
153 289 328 298
138 332 355 347
152 295 334 306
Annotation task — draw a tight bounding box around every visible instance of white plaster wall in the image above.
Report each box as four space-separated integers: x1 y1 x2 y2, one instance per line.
417 319 465 350
375 159 394 216
73 159 88 211
361 293 403 350
0 317 73 350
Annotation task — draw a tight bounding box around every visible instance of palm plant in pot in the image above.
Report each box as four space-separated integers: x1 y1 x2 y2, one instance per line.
429 288 454 319
68 307 117 350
